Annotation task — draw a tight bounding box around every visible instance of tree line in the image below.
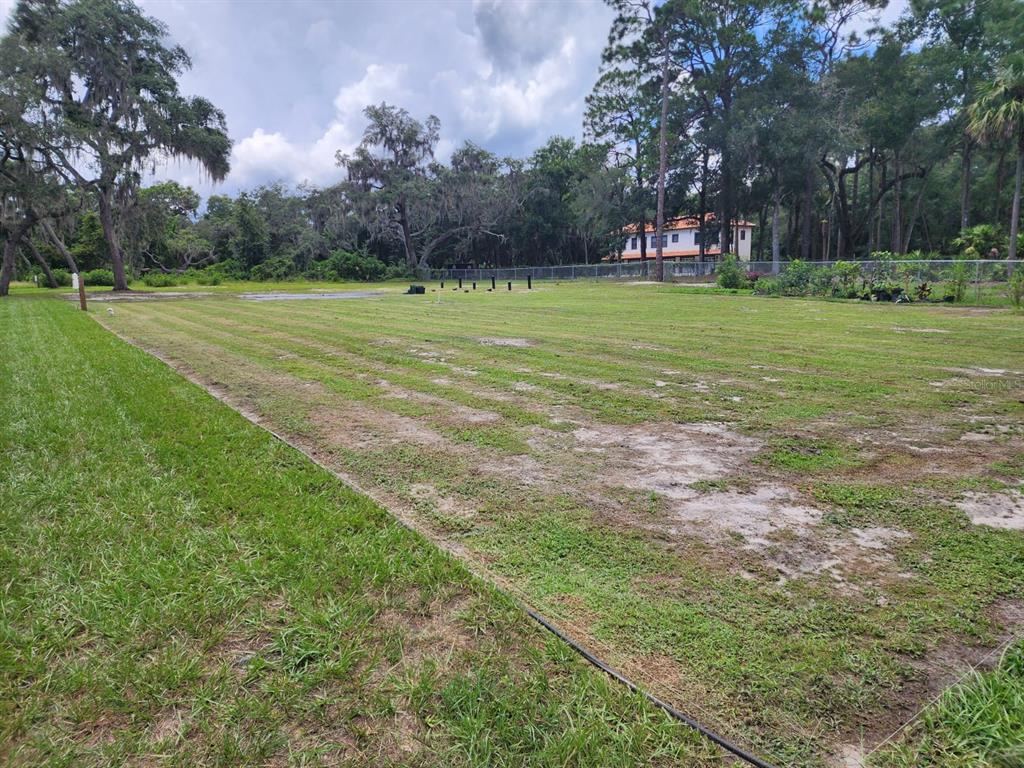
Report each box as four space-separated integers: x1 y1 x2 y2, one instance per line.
2 0 1022 293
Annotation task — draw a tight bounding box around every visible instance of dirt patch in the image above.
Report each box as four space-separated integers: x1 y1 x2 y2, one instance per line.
476 336 534 347
945 366 1021 377
73 291 214 302
892 326 949 334
573 422 762 498
669 484 822 547
148 707 186 744
376 593 476 672
957 489 1024 530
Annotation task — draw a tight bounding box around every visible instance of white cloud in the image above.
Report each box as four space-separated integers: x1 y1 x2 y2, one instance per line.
0 0 15 31
127 0 613 195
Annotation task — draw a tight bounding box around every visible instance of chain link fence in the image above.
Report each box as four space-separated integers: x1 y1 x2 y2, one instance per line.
433 259 1015 286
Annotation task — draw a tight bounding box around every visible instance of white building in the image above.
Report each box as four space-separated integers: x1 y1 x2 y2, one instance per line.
619 216 755 261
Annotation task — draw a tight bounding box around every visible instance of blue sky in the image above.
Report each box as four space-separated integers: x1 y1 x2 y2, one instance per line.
1 0 908 198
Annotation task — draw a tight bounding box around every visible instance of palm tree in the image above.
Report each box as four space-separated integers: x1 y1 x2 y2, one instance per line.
968 54 1024 266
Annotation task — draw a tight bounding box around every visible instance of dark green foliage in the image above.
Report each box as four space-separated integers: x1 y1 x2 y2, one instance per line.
48 268 72 287
68 213 108 272
249 256 295 281
715 255 747 289
329 250 387 281
81 268 115 286
141 272 180 287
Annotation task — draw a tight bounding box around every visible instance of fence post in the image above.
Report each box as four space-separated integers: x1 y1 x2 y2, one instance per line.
975 260 981 303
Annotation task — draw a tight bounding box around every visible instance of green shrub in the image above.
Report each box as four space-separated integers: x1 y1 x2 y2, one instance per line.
141 272 180 287
828 260 861 298
945 260 970 302
753 277 781 296
304 260 336 281
250 256 296 281
716 255 747 289
951 224 1005 259
195 270 222 286
775 259 822 295
385 263 415 281
82 268 115 286
206 258 247 280
330 250 386 281
50 268 72 287
1008 269 1024 310
868 279 905 302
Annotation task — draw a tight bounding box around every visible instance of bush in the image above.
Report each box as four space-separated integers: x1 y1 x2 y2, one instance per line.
385 263 415 281
753 277 781 296
141 272 180 287
944 260 970 303
82 268 115 286
867 279 905 302
50 268 72 287
195 271 222 286
775 259 822 295
951 224 1005 259
1008 269 1024 310
331 250 387 281
745 271 765 285
716 255 747 289
250 256 296 281
830 260 861 298
205 258 247 280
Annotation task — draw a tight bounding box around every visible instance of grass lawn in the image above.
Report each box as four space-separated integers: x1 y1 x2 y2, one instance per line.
0 295 720 767
88 279 1024 767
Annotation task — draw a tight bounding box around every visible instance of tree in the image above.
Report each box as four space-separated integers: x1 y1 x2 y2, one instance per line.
338 103 440 272
231 194 269 271
662 0 797 258
969 54 1024 266
5 0 231 290
589 2 663 266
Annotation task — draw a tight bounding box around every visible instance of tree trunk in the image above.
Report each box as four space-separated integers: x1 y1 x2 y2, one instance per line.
902 176 928 255
396 196 417 271
96 189 129 290
1008 134 1022 268
653 47 670 283
851 151 860 227
27 240 58 288
42 220 79 272
771 185 781 274
866 150 875 257
698 149 708 264
800 167 813 260
636 158 647 263
756 203 767 262
0 217 34 297
960 139 973 232
875 160 887 254
891 153 903 253
994 143 1008 222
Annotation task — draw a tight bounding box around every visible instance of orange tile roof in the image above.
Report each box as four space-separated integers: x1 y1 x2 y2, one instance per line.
621 215 756 235
617 248 722 261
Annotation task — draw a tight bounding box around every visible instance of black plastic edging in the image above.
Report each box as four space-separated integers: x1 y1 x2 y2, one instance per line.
524 607 778 768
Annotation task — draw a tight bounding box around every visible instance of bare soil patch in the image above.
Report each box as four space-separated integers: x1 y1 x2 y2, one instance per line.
573 422 761 497
476 336 534 347
957 489 1024 530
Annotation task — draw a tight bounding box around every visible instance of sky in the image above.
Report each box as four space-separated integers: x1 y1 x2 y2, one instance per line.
0 0 908 199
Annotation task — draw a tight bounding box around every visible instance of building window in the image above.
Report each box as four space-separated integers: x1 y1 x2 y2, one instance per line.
672 233 679 243
650 235 657 248
661 235 668 246
631 237 637 249
694 231 701 246
740 229 746 241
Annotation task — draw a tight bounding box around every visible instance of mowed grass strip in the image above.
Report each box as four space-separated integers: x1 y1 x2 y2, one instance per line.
0 296 719 767
102 281 1024 768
